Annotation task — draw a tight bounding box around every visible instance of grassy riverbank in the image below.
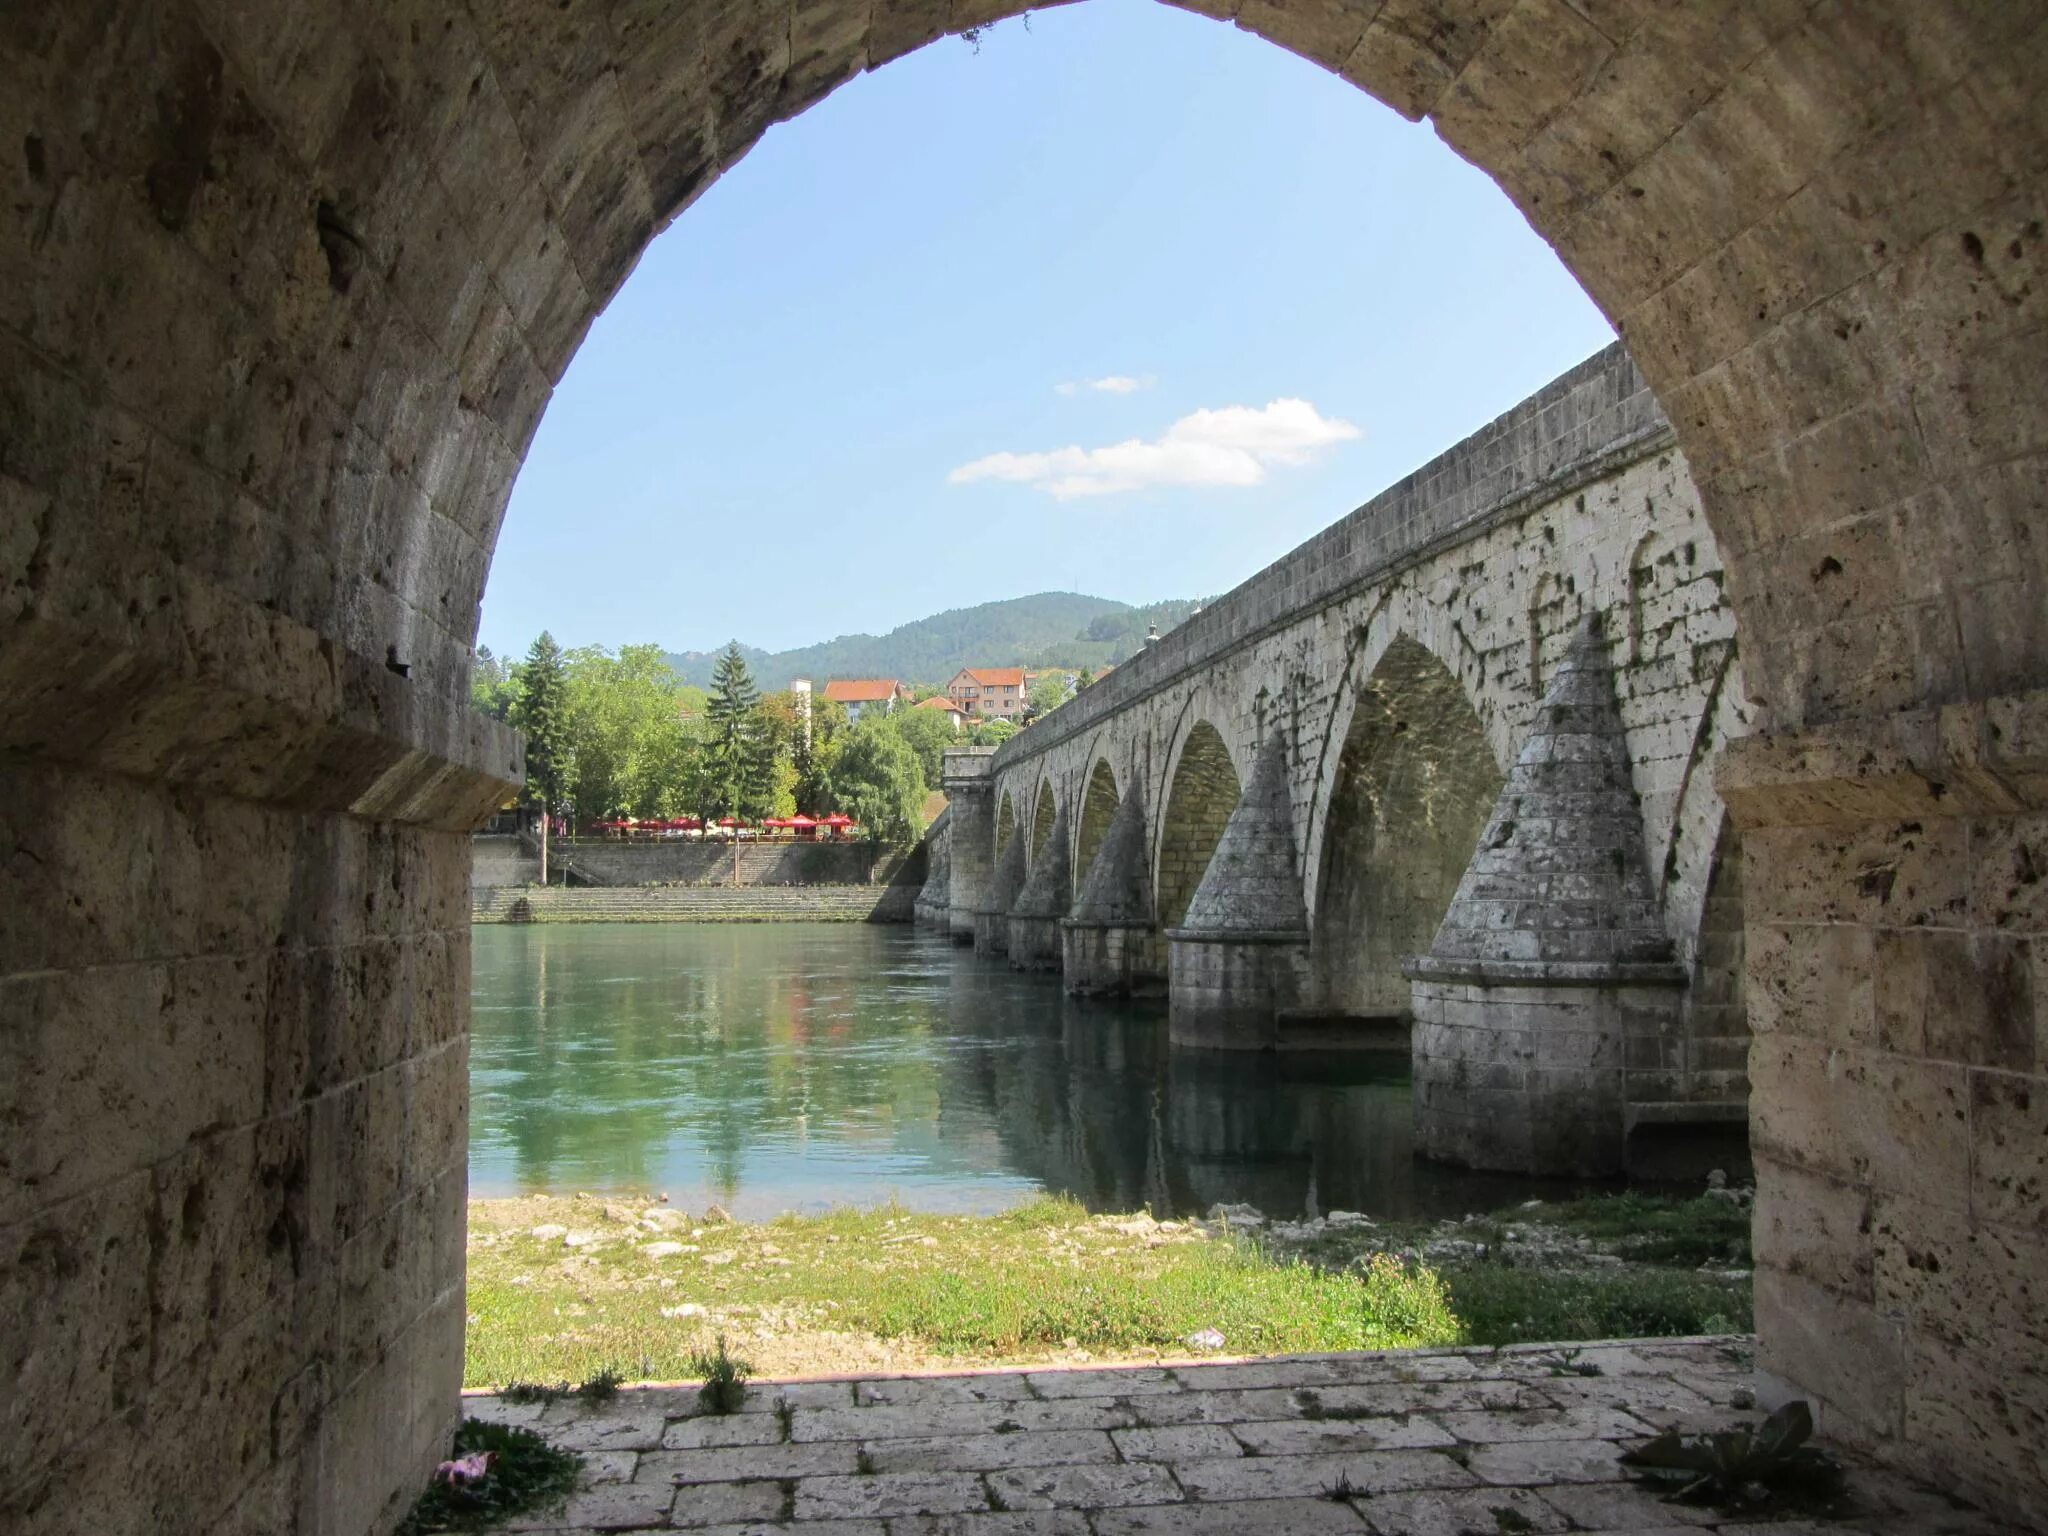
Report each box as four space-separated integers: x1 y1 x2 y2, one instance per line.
464 1191 1751 1390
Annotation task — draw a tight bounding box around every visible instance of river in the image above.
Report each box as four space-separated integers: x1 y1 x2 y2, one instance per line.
469 922 1559 1220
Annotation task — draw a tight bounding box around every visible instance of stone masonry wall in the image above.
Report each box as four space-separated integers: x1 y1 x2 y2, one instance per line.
470 832 539 888
548 839 886 888
2 758 479 1536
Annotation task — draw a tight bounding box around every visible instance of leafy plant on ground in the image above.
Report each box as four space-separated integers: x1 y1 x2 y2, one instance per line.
497 1367 623 1406
576 1366 623 1403
396 1419 582 1535
1438 1263 1748 1348
690 1334 753 1414
1621 1400 1848 1515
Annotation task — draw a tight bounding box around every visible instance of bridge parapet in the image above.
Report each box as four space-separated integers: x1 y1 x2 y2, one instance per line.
992 341 1670 773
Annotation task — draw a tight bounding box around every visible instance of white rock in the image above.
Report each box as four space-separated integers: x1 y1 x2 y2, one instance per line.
563 1230 601 1248
643 1242 685 1259
1186 1328 1227 1350
1207 1203 1266 1228
660 1303 708 1320
702 1250 737 1266
530 1224 567 1241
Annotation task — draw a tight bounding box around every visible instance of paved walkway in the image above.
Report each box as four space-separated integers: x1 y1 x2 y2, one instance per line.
468 1338 2020 1534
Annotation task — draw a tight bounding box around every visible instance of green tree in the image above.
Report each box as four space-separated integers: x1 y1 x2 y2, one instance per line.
970 717 1019 748
511 632 570 813
832 718 926 847
558 643 700 819
471 645 516 719
886 705 960 785
704 643 774 821
794 696 848 814
1026 671 1072 722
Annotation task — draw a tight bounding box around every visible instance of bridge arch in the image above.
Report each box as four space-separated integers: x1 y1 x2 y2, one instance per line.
1028 774 1058 863
995 788 1018 858
1074 756 1122 889
1154 717 1243 932
7 2 2046 1528
1308 634 1502 1020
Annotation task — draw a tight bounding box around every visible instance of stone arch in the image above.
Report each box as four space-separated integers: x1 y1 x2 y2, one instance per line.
1156 719 1241 932
1029 775 1057 862
995 788 1017 856
1074 757 1121 888
1309 634 1503 1019
8 3 2048 1527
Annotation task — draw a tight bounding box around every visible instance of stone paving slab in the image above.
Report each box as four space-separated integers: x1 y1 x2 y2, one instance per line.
466 1337 2021 1534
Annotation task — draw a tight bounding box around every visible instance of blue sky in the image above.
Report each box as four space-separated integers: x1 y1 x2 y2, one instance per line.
479 0 1615 661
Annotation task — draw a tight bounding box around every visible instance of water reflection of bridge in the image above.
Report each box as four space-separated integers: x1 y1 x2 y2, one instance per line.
929 952 1547 1223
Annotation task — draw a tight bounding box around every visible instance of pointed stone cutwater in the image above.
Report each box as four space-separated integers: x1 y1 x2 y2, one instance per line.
1007 803 1073 971
1404 612 1683 1176
975 811 1031 956
1167 733 1311 1048
1062 785 1165 996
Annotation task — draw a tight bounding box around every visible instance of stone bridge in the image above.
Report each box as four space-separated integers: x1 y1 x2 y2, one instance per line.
918 346 1748 1178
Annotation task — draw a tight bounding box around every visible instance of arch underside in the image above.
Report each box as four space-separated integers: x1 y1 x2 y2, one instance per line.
1157 721 1239 932
1075 758 1120 888
995 789 1017 857
6 1 2047 1531
1312 635 1500 1018
1029 779 1056 862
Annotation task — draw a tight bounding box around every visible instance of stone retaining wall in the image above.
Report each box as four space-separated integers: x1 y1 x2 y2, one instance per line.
550 839 890 887
471 884 913 923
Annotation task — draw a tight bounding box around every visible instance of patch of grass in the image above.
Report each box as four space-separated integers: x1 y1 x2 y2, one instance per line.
1440 1263 1750 1348
1529 1193 1751 1267
395 1419 581 1535
465 1195 1461 1386
689 1334 752 1414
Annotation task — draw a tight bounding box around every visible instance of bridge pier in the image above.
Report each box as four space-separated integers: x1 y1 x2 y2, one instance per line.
940 750 996 945
1406 616 1684 1176
1062 786 1164 996
977 816 1029 956
1007 803 1071 970
1166 737 1310 1049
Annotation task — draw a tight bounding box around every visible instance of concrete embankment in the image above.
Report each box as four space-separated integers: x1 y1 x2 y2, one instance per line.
470 884 915 924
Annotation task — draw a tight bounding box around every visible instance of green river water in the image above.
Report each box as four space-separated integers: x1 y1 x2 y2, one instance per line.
469 922 1559 1220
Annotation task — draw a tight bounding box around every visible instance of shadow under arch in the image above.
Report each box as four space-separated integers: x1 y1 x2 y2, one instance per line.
1029 774 1057 862
995 788 1017 855
1155 718 1240 931
1074 756 1121 887
1309 633 1501 1021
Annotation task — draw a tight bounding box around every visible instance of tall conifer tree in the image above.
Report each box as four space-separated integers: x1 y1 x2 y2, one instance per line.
704 643 772 820
512 631 570 813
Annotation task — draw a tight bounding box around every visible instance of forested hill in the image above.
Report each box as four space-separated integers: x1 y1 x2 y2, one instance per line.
664 592 1205 692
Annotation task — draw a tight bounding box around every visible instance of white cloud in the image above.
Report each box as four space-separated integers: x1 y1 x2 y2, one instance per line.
1054 374 1152 396
950 398 1361 500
